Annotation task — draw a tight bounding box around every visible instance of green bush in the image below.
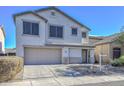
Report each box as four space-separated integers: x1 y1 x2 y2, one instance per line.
111 56 124 67
111 59 120 67
118 56 124 66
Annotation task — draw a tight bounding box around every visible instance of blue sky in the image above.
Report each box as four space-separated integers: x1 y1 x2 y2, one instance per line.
0 6 124 48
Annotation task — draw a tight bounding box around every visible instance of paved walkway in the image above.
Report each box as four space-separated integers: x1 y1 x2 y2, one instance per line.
81 80 124 86
0 64 124 86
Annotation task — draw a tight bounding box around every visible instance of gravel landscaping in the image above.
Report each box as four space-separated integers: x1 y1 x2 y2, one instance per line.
55 65 112 77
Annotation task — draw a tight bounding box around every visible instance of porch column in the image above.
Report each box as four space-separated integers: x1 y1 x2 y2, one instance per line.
62 47 69 64
87 49 89 63
89 49 95 64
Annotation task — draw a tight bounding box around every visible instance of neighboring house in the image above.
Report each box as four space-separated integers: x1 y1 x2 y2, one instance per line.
0 48 16 56
90 32 124 64
14 7 95 65
0 25 5 54
89 36 104 45
5 48 16 56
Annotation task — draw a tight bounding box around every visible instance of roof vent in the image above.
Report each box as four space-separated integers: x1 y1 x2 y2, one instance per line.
50 10 56 16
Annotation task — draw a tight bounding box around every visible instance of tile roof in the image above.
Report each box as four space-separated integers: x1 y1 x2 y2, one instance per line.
94 32 124 45
89 36 104 40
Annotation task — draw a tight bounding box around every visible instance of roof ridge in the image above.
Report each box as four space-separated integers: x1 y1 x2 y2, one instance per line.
13 10 47 22
13 6 91 30
35 6 91 31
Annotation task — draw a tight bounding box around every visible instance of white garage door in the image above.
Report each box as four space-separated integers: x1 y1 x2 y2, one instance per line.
24 48 61 65
69 48 82 64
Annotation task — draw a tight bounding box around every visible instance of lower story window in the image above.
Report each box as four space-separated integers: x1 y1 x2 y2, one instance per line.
113 48 121 59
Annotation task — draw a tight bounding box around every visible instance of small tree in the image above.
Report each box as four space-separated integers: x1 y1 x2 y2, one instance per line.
115 33 124 46
115 26 124 46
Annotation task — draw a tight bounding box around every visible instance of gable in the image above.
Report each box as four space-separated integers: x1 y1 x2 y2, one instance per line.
13 11 48 23
35 7 91 31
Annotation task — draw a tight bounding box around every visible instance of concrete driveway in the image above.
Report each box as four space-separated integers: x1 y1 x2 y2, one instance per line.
1 64 124 86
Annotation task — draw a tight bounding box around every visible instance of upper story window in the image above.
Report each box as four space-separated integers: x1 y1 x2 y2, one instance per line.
49 25 63 38
23 21 39 35
72 28 77 36
82 32 87 38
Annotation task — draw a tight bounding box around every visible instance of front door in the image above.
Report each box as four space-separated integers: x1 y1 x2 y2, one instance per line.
82 49 87 63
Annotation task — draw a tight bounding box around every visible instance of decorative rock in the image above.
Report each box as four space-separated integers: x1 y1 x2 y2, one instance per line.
73 72 81 77
64 70 75 77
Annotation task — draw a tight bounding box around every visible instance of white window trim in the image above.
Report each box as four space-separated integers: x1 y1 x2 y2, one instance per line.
22 20 40 36
48 24 64 39
71 27 78 36
82 32 87 38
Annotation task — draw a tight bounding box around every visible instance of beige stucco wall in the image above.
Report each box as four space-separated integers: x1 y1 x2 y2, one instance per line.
95 43 110 64
0 28 5 53
95 41 124 64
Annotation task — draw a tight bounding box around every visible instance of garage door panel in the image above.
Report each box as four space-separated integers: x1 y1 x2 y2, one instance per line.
69 48 82 64
24 48 61 65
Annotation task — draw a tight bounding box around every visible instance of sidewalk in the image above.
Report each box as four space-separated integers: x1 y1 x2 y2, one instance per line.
0 75 124 86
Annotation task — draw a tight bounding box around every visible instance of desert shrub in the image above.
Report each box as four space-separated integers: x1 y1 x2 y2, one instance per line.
111 56 124 67
0 56 23 82
111 59 122 66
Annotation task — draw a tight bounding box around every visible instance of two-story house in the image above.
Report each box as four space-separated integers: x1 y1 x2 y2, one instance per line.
0 25 5 54
14 7 95 65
